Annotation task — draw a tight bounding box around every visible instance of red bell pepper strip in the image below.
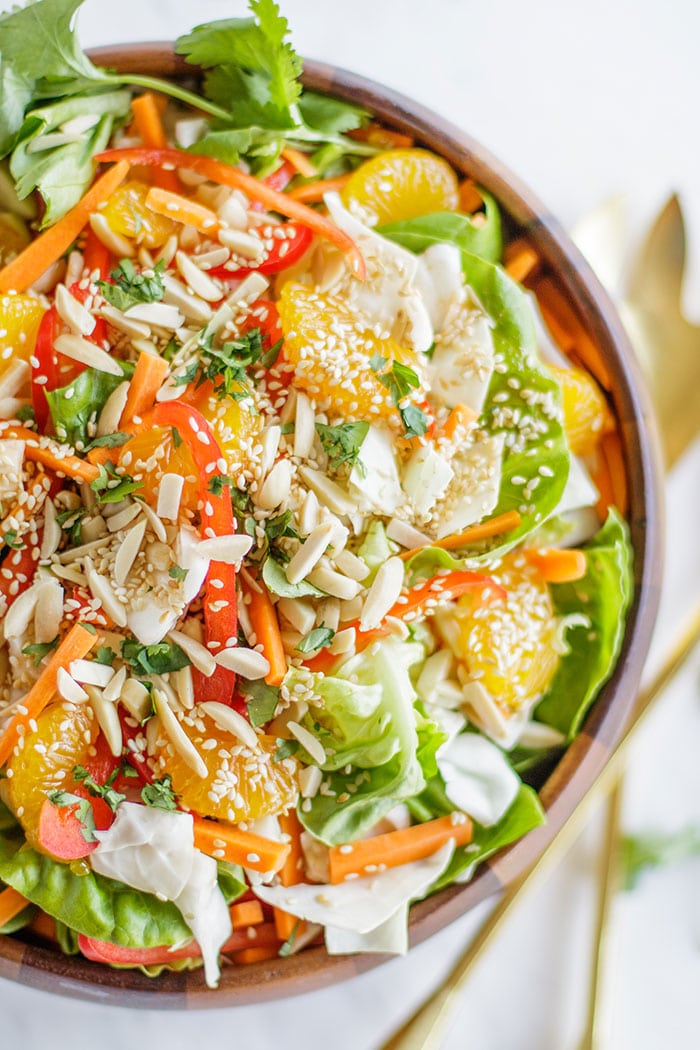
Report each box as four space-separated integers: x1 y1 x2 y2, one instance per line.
82 227 112 282
306 570 507 675
95 147 366 280
78 922 281 967
31 307 60 432
150 401 238 706
262 159 295 194
207 222 313 281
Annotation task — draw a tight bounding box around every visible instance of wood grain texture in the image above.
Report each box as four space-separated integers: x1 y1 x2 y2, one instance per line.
0 46 663 1008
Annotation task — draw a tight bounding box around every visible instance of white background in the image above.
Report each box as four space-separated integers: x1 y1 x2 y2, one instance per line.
1 2 699 1048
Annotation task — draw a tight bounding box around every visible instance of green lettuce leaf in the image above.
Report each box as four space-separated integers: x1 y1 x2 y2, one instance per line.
0 901 36 934
378 192 502 264
46 361 133 447
357 519 396 583
216 862 246 904
296 638 445 845
535 509 634 740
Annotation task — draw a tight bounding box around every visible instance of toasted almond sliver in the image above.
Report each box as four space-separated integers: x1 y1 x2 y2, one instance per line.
57 667 89 703
154 688 208 778
98 304 151 339
114 518 147 586
172 665 195 710
34 577 64 645
85 560 127 627
69 658 114 688
260 425 281 480
3 585 39 639
134 498 167 542
287 721 326 766
168 628 217 677
102 665 127 703
54 333 123 377
276 597 316 636
162 275 212 323
256 458 293 511
124 302 185 329
333 549 370 583
55 283 96 337
215 646 270 680
200 701 261 750
298 466 356 517
359 556 405 632
307 563 362 602
0 359 30 400
294 393 315 459
106 502 142 533
157 473 185 522
39 498 61 560
285 522 335 586
217 227 264 260
97 381 130 437
176 250 223 302
328 627 356 655
89 213 135 259
299 764 323 798
386 518 432 549
120 678 152 722
86 685 122 757
196 534 253 565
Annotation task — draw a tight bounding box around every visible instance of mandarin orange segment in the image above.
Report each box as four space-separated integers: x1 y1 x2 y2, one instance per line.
6 700 99 845
0 294 45 372
341 148 460 225
277 281 410 422
100 179 178 249
150 711 298 823
191 387 262 477
446 552 560 711
550 364 614 456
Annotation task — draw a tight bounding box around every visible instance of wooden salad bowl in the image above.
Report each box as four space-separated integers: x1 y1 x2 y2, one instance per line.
0 45 663 1008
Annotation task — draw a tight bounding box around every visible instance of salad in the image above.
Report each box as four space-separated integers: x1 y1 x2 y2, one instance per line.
0 0 633 988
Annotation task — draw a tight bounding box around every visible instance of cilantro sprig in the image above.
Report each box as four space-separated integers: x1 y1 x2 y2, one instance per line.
369 355 429 439
99 259 165 313
90 462 143 504
120 638 190 676
315 421 369 473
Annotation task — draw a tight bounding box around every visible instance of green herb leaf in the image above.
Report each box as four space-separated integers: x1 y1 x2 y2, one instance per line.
240 680 280 727
296 625 335 655
47 790 97 844
120 638 190 676
90 462 143 504
83 432 130 452
261 556 324 598
99 259 166 312
399 402 429 439
2 529 23 550
378 195 503 266
22 638 58 666
315 420 369 472
141 775 178 812
273 738 299 763
168 565 189 583
278 919 300 957
72 764 126 812
46 363 133 448
208 473 235 497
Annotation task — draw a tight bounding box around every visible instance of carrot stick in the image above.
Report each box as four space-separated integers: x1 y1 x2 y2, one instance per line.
534 276 612 391
96 149 366 279
0 886 29 927
328 812 473 884
145 187 219 236
286 175 351 203
459 178 483 214
130 93 180 193
119 351 169 425
399 510 522 561
232 945 280 964
0 425 100 484
0 624 98 768
274 810 306 942
0 161 130 294
280 147 318 179
348 124 414 149
29 911 57 942
524 547 587 583
193 817 290 874
504 239 540 284
240 573 287 687
230 899 265 929
437 402 478 443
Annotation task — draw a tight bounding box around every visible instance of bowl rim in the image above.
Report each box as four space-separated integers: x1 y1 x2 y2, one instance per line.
0 45 664 1008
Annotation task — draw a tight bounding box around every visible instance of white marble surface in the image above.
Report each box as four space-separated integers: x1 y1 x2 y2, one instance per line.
1 2 699 1047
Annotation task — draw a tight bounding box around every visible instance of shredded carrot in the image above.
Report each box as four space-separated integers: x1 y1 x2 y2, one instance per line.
193 817 290 874
280 146 318 179
120 351 169 425
96 149 366 280
504 239 540 284
328 813 473 884
0 624 98 768
144 186 220 236
399 509 522 561
524 547 587 583
0 161 129 295
438 402 477 442
459 178 483 214
274 810 306 943
240 573 287 687
286 175 351 203
534 276 612 391
230 899 265 929
0 886 29 927
130 93 180 192
232 945 280 965
0 425 100 484
348 124 414 149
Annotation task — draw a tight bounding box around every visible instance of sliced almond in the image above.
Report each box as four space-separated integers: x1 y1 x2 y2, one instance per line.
285 522 335 585
55 283 96 337
293 393 315 459
200 701 261 750
89 213 135 258
333 549 370 583
154 688 208 778
276 597 316 636
256 458 293 510
287 721 325 765
57 667 89 703
260 425 281 479
85 560 127 627
69 658 114 688
307 563 362 601
134 498 167 542
102 665 127 703
156 473 185 521
162 275 212 323
114 518 147 586
215 646 270 680
39 498 61 559
54 333 123 376
359 556 405 632
34 577 64 644
386 518 432 549
124 302 185 330
217 227 264 260
176 250 223 302
86 685 122 757
3 584 39 639
97 381 130 437
0 359 30 400
168 628 216 677
120 678 152 722
196 533 253 565
298 466 355 516
106 502 142 533
97 304 151 339
171 665 195 710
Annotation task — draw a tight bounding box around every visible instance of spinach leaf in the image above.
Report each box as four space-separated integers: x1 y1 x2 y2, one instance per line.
46 361 133 447
379 192 503 264
535 510 634 740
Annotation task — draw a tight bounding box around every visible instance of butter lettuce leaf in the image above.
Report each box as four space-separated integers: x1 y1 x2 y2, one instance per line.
535 509 634 740
379 192 502 265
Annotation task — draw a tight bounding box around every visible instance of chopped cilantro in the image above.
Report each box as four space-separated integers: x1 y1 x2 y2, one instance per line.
369 356 429 438
73 765 126 812
240 680 280 727
90 462 143 504
315 420 369 473
208 473 235 497
83 431 130 452
120 638 190 676
22 638 58 666
273 738 299 763
2 529 23 550
141 775 178 812
168 565 189 583
171 426 183 448
94 646 116 666
99 259 166 313
296 625 335 654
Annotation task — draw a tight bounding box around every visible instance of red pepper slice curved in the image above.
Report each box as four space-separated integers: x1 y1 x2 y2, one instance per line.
95 147 366 280
207 222 313 281
150 401 238 706
306 570 507 675
78 922 281 967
